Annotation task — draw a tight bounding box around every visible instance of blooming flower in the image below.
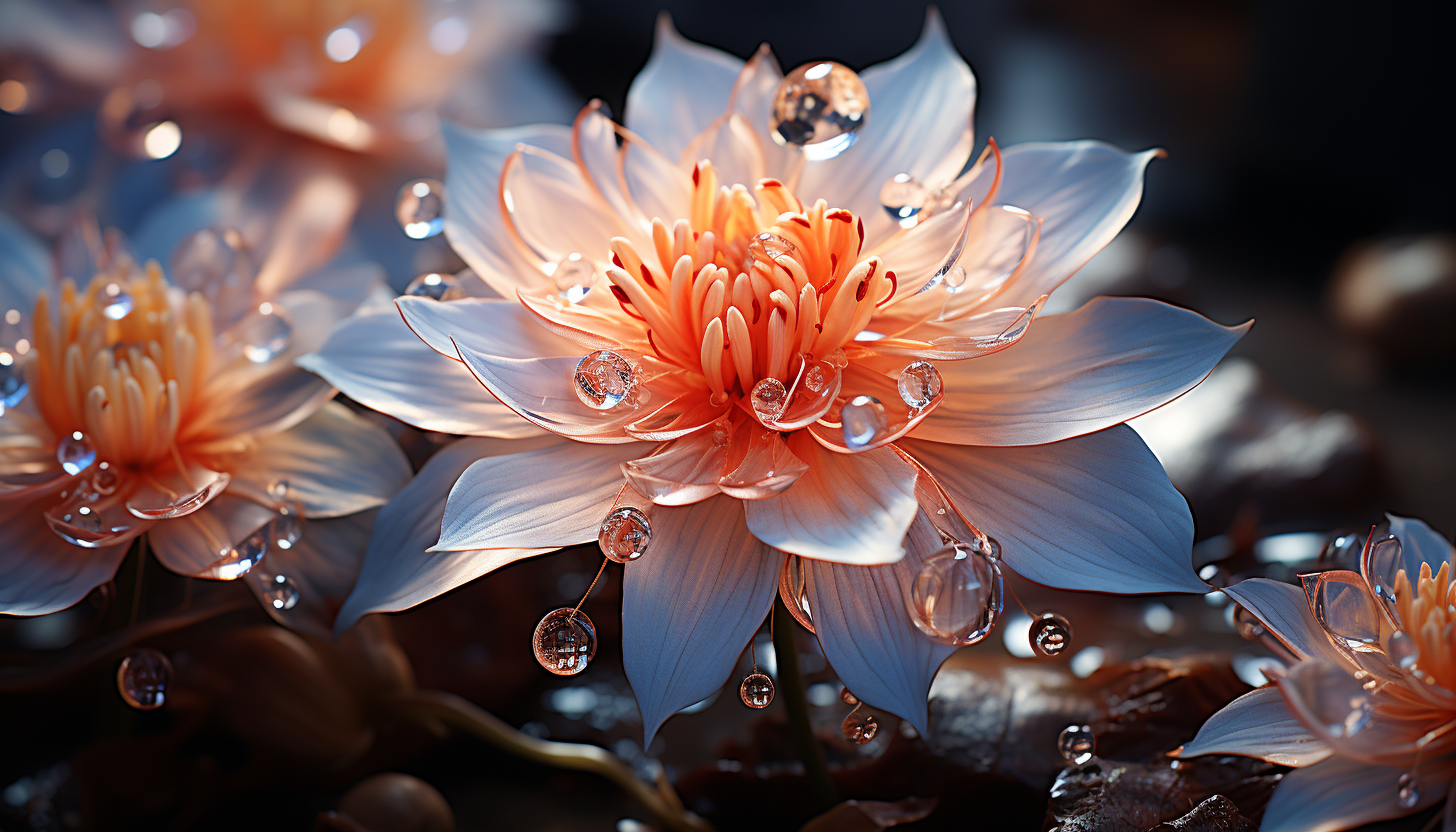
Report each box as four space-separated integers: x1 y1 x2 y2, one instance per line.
303 13 1246 741
0 176 410 636
1176 516 1456 832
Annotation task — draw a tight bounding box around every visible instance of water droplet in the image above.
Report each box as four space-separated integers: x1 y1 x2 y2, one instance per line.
238 303 292 363
839 687 858 706
1 351 28 411
841 707 879 744
553 253 595 302
769 61 869 161
396 178 445 239
91 463 120 495
1319 531 1364 567
710 421 732 448
599 506 651 563
747 233 798 265
1397 772 1422 809
117 648 171 710
1058 724 1095 764
267 479 290 500
404 272 465 302
944 266 968 291
1029 612 1073 658
532 608 597 675
896 361 943 409
264 573 299 611
100 282 134 320
740 673 775 708
573 350 636 410
270 503 304 551
57 432 96 475
1198 563 1228 589
170 227 255 324
803 364 827 393
840 395 888 450
204 530 267 580
880 173 928 227
1388 630 1419 670
750 377 789 422
906 543 1002 646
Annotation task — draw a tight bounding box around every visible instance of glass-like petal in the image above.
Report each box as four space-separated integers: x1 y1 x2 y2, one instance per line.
125 462 231 520
1173 686 1332 767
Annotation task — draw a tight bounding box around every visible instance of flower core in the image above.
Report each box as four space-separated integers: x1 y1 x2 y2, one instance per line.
1394 560 1456 692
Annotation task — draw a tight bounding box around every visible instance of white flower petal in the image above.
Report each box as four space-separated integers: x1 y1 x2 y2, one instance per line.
1173 686 1332 766
1261 757 1456 832
147 494 279 576
0 503 128 615
454 343 642 444
1387 514 1454 574
396 296 581 361
624 14 745 165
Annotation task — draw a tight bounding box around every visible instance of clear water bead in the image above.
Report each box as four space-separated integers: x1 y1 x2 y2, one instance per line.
1387 630 1419 670
271 503 304 550
907 544 999 646
880 173 928 227
750 377 789 423
264 574 299 611
405 272 465 302
92 463 120 495
840 395 888 450
747 232 798 264
740 673 775 708
803 363 827 393
1058 724 1095 764
396 178 445 239
1030 612 1073 658
943 265 968 292
598 506 652 563
897 361 943 409
117 648 171 710
532 608 597 675
770 61 869 162
553 253 595 302
205 530 267 580
1397 773 1421 809
841 707 879 744
99 282 134 320
238 302 293 363
57 432 96 475
267 479 290 500
170 227 254 323
573 350 636 410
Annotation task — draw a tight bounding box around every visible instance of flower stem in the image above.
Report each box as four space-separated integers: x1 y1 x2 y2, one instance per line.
772 599 839 811
392 689 713 832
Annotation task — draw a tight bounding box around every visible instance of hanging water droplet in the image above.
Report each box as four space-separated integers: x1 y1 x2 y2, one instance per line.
840 395 888 450
1058 724 1095 764
204 530 267 580
943 265 968 292
740 673 775 708
532 608 597 675
897 361 943 409
841 706 879 744
100 281 134 320
237 302 292 363
747 232 798 265
404 272 465 302
803 363 827 393
396 178 445 239
573 350 636 410
263 573 300 611
1397 772 1422 809
907 543 1001 645
57 431 96 475
1029 612 1073 658
553 253 595 303
880 173 928 227
769 61 869 162
270 503 304 550
267 479 290 500
750 377 788 423
1387 630 1419 670
599 506 651 563
91 462 120 496
839 687 858 706
117 648 171 710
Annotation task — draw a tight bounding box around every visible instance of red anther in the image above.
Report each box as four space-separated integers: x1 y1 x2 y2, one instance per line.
826 209 854 222
856 217 864 246
830 253 838 273
815 323 823 333
865 260 878 280
751 297 762 324
760 178 783 188
692 164 701 186
856 278 869 302
647 330 666 359
878 271 898 307
790 216 811 228
611 252 624 269
639 264 657 289
816 277 837 299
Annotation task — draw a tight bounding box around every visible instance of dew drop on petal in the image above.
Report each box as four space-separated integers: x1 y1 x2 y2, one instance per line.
1397 772 1422 809
1058 724 1095 764
599 506 651 563
770 61 869 162
404 272 465 302
573 350 636 410
906 544 1001 646
803 363 827 393
57 431 96 475
1 314 29 410
740 673 775 708
264 573 300 611
204 530 268 580
553 253 595 302
267 479 290 500
897 361 943 409
238 302 293 363
270 503 304 551
880 173 928 228
117 648 171 710
710 420 732 448
1387 630 1419 670
99 281 134 320
839 687 858 706
747 232 798 264
532 608 597 675
841 707 878 744
750 377 789 423
840 395 888 450
1030 612 1073 658
91 462 120 495
944 265 968 292
396 178 445 239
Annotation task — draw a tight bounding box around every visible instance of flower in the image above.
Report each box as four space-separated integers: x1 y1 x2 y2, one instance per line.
303 12 1246 741
0 175 410 636
1176 516 1456 832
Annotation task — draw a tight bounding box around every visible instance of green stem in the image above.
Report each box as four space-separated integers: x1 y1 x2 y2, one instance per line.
392 689 713 832
772 600 839 811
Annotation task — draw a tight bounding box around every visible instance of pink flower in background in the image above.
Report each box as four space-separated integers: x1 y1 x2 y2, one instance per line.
303 13 1246 742
1177 516 1456 832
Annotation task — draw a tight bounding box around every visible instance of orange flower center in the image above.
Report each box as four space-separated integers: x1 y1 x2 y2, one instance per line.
604 160 895 404
1394 560 1456 691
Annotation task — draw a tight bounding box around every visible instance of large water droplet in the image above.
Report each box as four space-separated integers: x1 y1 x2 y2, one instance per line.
840 395 888 450
117 648 171 710
263 573 300 611
598 505 651 563
769 61 869 162
532 608 597 675
91 462 120 496
897 361 943 409
880 173 928 228
404 272 465 302
740 673 775 708
803 363 827 393
573 350 636 410
1 352 28 412
553 253 595 303
204 530 267 580
99 282 134 321
57 432 96 475
906 543 1001 646
750 377 789 423
1030 612 1073 658
1397 772 1422 809
1058 724 1095 764
747 232 798 265
396 178 445 239
1387 630 1419 670
238 303 293 363
841 706 879 744
170 227 254 324
270 503 304 551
